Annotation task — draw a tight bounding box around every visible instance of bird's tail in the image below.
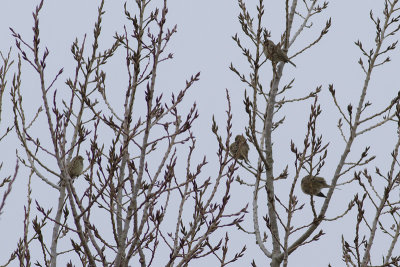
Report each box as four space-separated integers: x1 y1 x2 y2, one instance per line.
288 60 296 67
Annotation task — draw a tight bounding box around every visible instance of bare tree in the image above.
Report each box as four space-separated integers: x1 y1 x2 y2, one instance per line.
7 0 246 266
230 0 400 266
0 47 20 267
3 0 400 266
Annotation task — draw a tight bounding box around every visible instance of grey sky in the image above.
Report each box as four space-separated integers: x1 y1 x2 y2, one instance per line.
1 0 399 266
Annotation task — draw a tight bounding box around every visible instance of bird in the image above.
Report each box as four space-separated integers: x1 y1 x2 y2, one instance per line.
68 155 84 178
263 39 296 67
229 135 249 162
59 155 84 186
301 175 331 198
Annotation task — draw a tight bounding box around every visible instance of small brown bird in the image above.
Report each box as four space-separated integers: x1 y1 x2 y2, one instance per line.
68 155 84 178
229 135 249 162
263 39 296 67
301 175 331 198
59 155 84 186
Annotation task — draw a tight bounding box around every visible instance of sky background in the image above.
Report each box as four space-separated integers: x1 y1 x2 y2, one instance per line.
1 0 400 266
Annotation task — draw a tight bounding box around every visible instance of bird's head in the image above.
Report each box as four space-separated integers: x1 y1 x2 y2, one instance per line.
235 135 246 142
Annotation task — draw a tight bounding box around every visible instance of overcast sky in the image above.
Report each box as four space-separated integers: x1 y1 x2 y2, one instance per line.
1 0 399 266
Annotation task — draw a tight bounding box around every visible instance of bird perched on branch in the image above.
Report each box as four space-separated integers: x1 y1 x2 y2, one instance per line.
301 175 331 198
263 39 296 67
59 155 84 186
229 135 249 162
68 155 84 178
